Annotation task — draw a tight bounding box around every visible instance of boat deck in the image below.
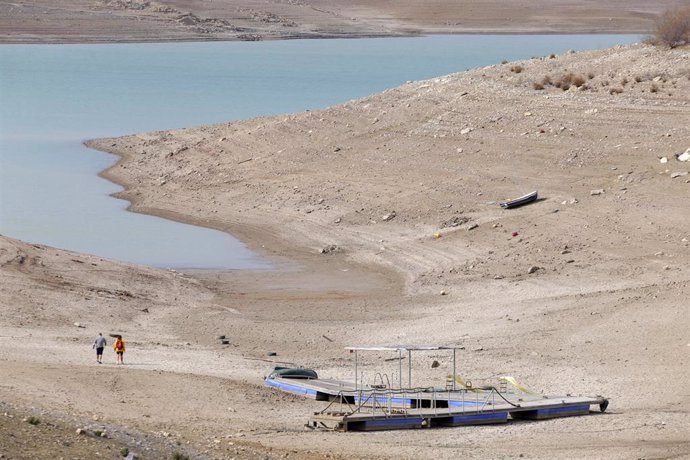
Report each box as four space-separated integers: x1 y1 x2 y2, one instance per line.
265 376 608 431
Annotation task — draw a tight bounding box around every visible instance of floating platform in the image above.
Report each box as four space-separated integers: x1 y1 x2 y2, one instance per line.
264 346 609 432
265 376 608 431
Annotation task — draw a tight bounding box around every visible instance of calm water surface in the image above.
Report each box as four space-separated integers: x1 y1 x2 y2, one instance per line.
0 35 639 268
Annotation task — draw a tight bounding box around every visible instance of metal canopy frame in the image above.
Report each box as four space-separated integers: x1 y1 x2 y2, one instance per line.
345 345 461 392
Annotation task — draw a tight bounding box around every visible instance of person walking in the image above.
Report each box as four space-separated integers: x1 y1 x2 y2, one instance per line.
113 336 126 364
92 333 107 364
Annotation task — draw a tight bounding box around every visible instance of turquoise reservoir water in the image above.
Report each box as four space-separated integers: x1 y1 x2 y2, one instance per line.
0 35 638 268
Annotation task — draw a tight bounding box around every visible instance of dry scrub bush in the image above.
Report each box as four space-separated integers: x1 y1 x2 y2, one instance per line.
572 75 586 87
511 64 524 73
554 72 572 89
533 82 545 90
655 6 690 48
609 87 624 94
650 83 659 93
551 72 586 90
634 75 643 83
587 72 595 80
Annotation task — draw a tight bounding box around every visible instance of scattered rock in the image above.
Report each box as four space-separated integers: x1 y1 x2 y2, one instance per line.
528 266 540 274
267 352 277 356
440 215 469 228
660 157 668 164
670 171 688 178
440 290 447 296
431 360 440 368
381 211 396 222
460 127 473 135
590 189 605 196
677 149 690 162
467 223 479 231
218 335 226 340
319 244 340 254
73 322 86 328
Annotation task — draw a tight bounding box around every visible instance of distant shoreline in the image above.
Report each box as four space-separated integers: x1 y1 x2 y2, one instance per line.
0 30 649 46
0 0 665 45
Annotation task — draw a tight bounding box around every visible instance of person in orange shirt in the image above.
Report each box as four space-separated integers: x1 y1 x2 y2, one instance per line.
113 336 126 364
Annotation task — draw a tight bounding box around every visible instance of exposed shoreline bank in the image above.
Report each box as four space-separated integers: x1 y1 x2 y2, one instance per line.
2 27 689 459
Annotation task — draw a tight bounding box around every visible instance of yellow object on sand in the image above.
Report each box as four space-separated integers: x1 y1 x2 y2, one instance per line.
448 374 481 392
501 376 534 394
447 375 534 394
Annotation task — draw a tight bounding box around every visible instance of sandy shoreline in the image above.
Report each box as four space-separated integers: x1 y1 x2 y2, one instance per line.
2 5 690 457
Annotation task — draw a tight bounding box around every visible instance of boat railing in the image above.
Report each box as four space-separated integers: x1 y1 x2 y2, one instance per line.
319 385 504 419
